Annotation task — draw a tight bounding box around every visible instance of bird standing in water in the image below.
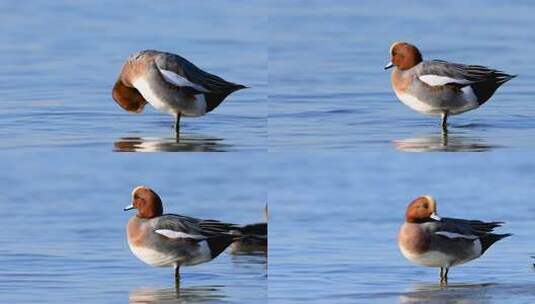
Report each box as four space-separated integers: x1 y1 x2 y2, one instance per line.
398 196 511 284
112 50 246 137
385 42 515 132
124 186 240 280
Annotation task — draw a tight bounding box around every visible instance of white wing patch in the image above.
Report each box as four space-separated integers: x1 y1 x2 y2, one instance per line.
158 68 209 92
155 229 206 240
419 75 473 86
435 231 478 240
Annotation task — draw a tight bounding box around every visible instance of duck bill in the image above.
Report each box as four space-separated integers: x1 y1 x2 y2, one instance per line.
384 62 394 70
124 204 135 211
430 212 441 221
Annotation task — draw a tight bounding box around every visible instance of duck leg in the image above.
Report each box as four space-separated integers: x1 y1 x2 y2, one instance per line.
441 111 449 133
174 112 181 137
440 267 449 284
174 264 181 281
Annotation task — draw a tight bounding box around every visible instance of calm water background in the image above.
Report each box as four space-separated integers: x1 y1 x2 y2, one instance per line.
269 0 535 151
0 1 267 152
0 153 267 303
270 153 535 303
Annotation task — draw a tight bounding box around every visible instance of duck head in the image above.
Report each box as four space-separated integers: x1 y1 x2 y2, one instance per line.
385 41 423 71
405 195 440 223
124 186 163 219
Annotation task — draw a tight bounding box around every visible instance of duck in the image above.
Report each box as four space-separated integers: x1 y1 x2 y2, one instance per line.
229 204 268 254
398 195 511 283
385 42 516 132
112 50 246 136
124 186 241 280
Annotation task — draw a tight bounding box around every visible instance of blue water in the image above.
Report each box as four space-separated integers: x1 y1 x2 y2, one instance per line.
0 153 267 303
0 1 267 152
269 0 535 151
269 153 535 303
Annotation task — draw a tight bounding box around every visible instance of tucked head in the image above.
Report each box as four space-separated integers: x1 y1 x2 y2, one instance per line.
111 50 160 113
124 186 163 219
405 195 440 223
385 41 423 70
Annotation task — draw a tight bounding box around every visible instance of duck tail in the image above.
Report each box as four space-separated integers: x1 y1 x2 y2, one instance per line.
206 235 236 259
233 84 248 90
473 72 516 105
480 233 512 254
204 83 248 113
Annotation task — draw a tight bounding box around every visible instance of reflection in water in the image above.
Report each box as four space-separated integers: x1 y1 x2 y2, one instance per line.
399 282 496 304
114 135 231 152
229 250 268 274
129 285 226 304
393 132 497 152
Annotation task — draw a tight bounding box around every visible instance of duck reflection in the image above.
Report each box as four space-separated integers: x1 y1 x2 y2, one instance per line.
129 285 226 304
399 282 495 304
393 132 496 152
229 250 268 275
114 135 230 152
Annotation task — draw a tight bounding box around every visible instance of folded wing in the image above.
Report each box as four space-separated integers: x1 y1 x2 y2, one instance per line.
154 214 239 241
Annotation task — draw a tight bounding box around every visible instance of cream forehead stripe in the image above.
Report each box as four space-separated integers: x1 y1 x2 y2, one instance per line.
389 41 405 53
131 186 148 196
422 195 436 209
